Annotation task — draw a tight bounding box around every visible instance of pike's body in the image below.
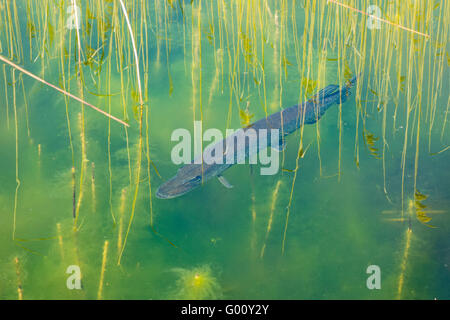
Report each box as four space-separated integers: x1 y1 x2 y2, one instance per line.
156 76 358 199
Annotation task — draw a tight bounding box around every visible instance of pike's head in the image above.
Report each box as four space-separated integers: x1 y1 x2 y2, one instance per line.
156 164 204 199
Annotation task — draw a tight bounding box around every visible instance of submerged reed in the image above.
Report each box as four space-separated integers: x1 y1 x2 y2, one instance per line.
14 257 23 300
397 228 413 299
97 240 109 300
56 223 65 262
0 0 447 299
91 162 96 212
0 55 128 126
260 179 282 258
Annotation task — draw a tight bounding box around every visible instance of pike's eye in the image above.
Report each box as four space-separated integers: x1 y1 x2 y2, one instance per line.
190 175 202 183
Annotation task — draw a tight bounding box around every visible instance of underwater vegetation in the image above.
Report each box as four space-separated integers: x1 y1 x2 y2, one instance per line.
0 0 448 299
169 265 222 300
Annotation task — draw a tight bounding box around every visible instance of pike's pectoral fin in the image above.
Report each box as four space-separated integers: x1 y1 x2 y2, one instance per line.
217 175 234 189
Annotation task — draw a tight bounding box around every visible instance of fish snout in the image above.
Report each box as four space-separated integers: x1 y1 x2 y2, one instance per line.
156 174 203 199
155 187 171 199
155 178 179 199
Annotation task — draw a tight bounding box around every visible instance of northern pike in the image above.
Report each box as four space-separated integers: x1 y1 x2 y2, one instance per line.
156 75 358 199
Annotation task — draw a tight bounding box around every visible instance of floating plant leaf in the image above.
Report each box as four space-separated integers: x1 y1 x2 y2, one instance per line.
240 33 256 66
48 22 55 46
204 23 214 46
369 88 379 96
399 75 406 92
363 129 380 159
26 22 36 39
414 190 435 228
168 73 174 96
414 190 427 201
344 59 353 82
86 5 95 20
416 211 432 224
239 108 254 127
282 56 293 77
131 89 139 103
301 77 318 98
86 21 92 35
132 104 141 122
415 201 427 210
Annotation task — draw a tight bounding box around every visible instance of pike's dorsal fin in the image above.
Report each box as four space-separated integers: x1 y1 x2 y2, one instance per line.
217 175 234 189
311 84 339 100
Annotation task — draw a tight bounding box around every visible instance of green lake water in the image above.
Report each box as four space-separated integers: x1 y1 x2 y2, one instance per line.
0 0 449 299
